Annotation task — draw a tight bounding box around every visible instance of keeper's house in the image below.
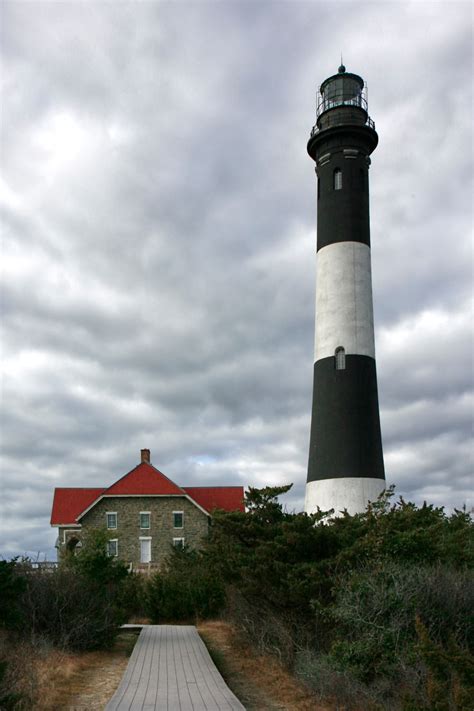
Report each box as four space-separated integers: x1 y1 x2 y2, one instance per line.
51 449 244 568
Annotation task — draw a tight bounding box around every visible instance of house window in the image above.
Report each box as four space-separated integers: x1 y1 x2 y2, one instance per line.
335 346 346 370
107 539 118 557
140 537 152 563
173 511 184 528
106 512 117 529
334 168 342 190
173 537 185 550
140 512 150 529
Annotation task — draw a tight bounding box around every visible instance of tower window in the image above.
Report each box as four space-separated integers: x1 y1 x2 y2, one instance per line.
334 168 342 190
335 346 346 370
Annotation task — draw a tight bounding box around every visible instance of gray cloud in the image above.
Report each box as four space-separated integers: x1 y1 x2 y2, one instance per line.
1 1 472 558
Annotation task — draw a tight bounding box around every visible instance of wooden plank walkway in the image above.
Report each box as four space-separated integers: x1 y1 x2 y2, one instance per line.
105 625 246 711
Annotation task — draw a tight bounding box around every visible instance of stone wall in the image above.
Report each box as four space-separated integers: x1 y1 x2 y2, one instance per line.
61 496 210 566
57 527 82 560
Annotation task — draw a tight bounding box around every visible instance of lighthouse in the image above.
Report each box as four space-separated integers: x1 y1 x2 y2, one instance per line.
305 65 385 515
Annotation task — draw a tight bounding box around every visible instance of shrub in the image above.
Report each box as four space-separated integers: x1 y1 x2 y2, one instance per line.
146 547 225 622
294 649 384 711
66 528 129 587
0 560 26 630
225 584 304 666
21 565 124 650
402 619 474 711
12 530 131 651
120 572 149 621
321 563 474 682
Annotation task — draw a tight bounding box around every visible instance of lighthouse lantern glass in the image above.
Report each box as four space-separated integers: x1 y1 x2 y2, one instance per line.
321 76 363 113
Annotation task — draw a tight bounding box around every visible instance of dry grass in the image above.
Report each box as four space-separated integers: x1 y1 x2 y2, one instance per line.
0 631 138 711
198 620 333 711
36 650 125 710
37 632 139 711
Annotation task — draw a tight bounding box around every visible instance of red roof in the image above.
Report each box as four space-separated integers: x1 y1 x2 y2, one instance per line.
51 462 245 524
50 488 105 525
103 462 185 497
183 487 245 513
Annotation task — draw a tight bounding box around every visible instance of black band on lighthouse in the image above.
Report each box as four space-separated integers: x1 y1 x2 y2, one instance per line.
307 354 385 483
317 152 371 251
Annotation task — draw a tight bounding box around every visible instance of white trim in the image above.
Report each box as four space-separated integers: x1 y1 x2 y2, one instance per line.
77 494 210 521
61 528 82 545
138 536 152 540
106 511 117 529
173 511 184 528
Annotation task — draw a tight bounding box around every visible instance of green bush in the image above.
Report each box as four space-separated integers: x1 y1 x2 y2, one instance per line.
66 528 129 587
0 560 26 630
146 547 225 622
321 562 474 682
120 572 149 621
401 619 474 711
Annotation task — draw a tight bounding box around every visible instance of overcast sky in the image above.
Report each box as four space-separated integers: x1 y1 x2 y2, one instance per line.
1 1 472 560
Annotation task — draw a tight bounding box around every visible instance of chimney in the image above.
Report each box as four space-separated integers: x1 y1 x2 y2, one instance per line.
141 448 150 464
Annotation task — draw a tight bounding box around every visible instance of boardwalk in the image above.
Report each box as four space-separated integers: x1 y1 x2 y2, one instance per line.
105 625 245 711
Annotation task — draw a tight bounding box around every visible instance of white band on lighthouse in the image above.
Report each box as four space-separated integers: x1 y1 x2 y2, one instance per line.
315 241 375 362
305 477 385 517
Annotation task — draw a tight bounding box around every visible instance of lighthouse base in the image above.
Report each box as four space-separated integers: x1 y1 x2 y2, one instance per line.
304 477 385 517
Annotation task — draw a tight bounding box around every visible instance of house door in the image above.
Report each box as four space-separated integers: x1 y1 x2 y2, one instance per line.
140 539 151 563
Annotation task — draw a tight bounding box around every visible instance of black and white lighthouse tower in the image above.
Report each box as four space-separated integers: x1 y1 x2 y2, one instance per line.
305 65 385 515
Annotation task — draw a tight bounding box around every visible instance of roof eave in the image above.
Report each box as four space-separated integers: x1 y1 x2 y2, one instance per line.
76 493 211 521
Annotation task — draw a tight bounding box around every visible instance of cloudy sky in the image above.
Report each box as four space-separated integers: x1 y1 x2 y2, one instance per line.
1 1 472 559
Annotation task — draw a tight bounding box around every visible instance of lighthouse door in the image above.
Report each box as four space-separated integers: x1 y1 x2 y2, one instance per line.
140 538 151 563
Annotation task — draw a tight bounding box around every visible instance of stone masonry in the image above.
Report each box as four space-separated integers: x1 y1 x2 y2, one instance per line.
60 496 209 567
